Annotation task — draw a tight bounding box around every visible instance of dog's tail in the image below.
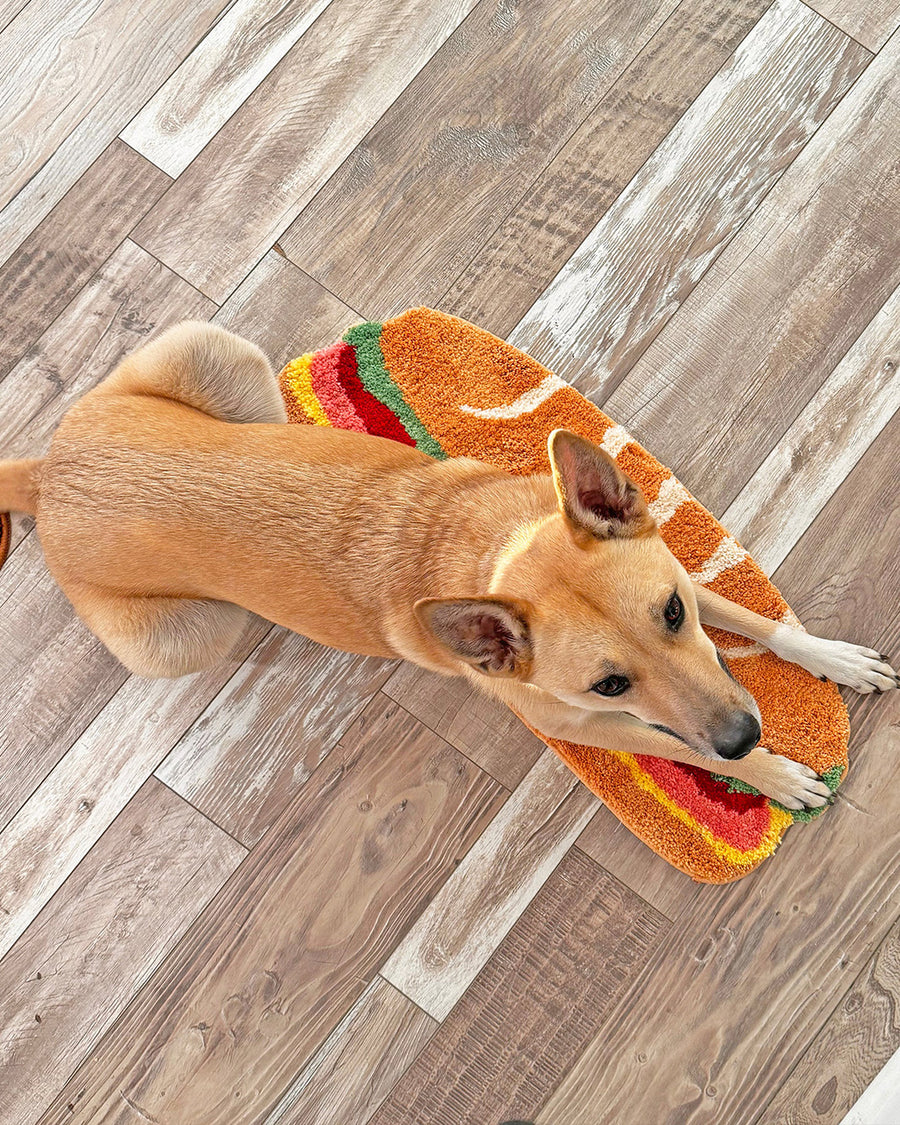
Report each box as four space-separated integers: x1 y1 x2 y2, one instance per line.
0 458 43 515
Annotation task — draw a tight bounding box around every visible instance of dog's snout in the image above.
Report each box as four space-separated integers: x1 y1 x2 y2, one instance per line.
713 710 761 760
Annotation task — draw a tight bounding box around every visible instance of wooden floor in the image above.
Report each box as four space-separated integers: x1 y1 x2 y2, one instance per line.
1 0 899 1122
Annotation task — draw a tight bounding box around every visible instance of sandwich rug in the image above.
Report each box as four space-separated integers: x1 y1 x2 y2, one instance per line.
278 307 849 883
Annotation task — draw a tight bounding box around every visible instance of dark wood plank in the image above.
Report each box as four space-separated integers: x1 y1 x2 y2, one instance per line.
132 0 483 302
38 695 506 1125
575 806 698 921
441 0 773 338
265 977 437 1125
383 662 544 790
0 779 246 1125
0 0 230 262
508 0 870 408
601 30 900 519
0 140 170 379
535 409 900 1125
372 848 667 1125
156 628 394 846
0 240 215 833
762 919 900 1125
279 0 677 314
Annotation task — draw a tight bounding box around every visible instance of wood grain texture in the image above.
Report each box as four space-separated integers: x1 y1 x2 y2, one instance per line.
383 662 544 790
720 279 900 574
215 250 360 372
374 849 666 1125
508 0 870 406
0 779 246 1125
806 0 900 50
575 806 699 921
279 0 678 314
536 409 900 1125
0 617 269 962
381 751 599 1021
265 977 437 1125
38 695 506 1125
0 140 170 380
0 240 215 830
761 920 900 1125
122 0 334 178
132 0 482 301
441 0 772 337
0 0 229 263
602 28 900 519
157 627 394 846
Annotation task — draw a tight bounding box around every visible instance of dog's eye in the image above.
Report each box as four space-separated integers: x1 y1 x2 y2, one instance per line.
591 674 630 697
664 592 684 630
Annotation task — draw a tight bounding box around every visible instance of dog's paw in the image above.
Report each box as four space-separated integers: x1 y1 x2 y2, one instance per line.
772 626 899 694
725 746 831 810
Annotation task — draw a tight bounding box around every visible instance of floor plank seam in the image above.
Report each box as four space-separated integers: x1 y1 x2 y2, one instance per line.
153 777 251 855
127 233 225 308
569 841 676 922
799 0 875 50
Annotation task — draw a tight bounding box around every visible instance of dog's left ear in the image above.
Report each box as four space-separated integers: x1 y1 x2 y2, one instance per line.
548 429 655 541
414 596 532 677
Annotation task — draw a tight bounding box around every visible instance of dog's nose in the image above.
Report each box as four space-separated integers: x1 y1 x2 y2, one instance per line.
713 711 761 760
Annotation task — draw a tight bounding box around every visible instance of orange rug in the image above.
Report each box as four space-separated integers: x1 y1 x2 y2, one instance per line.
279 307 849 883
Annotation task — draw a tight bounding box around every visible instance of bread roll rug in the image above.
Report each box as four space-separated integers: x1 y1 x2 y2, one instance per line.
278 307 848 884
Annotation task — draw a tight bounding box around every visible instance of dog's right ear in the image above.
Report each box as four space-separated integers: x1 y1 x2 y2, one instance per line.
414 596 532 677
547 428 655 541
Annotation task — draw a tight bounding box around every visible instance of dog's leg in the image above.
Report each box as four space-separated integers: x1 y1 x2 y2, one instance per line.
516 703 830 809
95 320 288 425
65 581 249 678
694 583 898 694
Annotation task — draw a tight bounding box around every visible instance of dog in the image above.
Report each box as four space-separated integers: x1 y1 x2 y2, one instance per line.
2 321 896 810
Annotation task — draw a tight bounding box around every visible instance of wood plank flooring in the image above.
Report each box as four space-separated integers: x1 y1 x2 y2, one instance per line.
1 0 899 1121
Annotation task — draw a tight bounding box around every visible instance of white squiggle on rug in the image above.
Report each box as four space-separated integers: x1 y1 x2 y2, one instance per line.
459 372 568 419
690 535 749 586
648 475 691 526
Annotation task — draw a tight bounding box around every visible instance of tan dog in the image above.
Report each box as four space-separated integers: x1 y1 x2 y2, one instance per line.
2 322 896 809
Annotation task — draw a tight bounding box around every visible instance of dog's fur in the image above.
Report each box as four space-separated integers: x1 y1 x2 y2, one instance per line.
3 322 896 809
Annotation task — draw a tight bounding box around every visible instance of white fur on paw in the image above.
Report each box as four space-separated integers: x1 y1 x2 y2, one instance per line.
730 747 831 810
772 626 899 694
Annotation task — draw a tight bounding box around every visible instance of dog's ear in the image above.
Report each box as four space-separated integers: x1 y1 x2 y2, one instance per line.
415 596 532 676
547 429 655 541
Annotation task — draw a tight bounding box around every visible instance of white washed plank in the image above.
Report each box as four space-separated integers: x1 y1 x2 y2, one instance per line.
122 0 334 178
380 751 599 1021
721 282 900 573
509 0 868 400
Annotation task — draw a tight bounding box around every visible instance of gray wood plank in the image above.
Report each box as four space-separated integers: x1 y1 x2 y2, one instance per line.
762 919 900 1124
122 0 334 178
0 240 215 832
0 0 230 263
156 628 394 846
265 977 437 1125
382 662 545 790
509 0 870 407
279 0 678 315
37 694 506 1125
132 0 483 302
380 750 599 1021
440 0 773 338
0 778 246 1125
0 140 170 379
806 0 900 50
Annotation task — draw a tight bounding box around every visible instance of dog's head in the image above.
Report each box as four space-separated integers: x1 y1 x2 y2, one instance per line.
415 429 761 762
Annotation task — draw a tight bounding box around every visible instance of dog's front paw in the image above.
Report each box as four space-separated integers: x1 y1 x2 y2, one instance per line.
772 626 899 694
724 746 831 810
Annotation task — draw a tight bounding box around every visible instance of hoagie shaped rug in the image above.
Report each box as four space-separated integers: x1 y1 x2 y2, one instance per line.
280 307 847 882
